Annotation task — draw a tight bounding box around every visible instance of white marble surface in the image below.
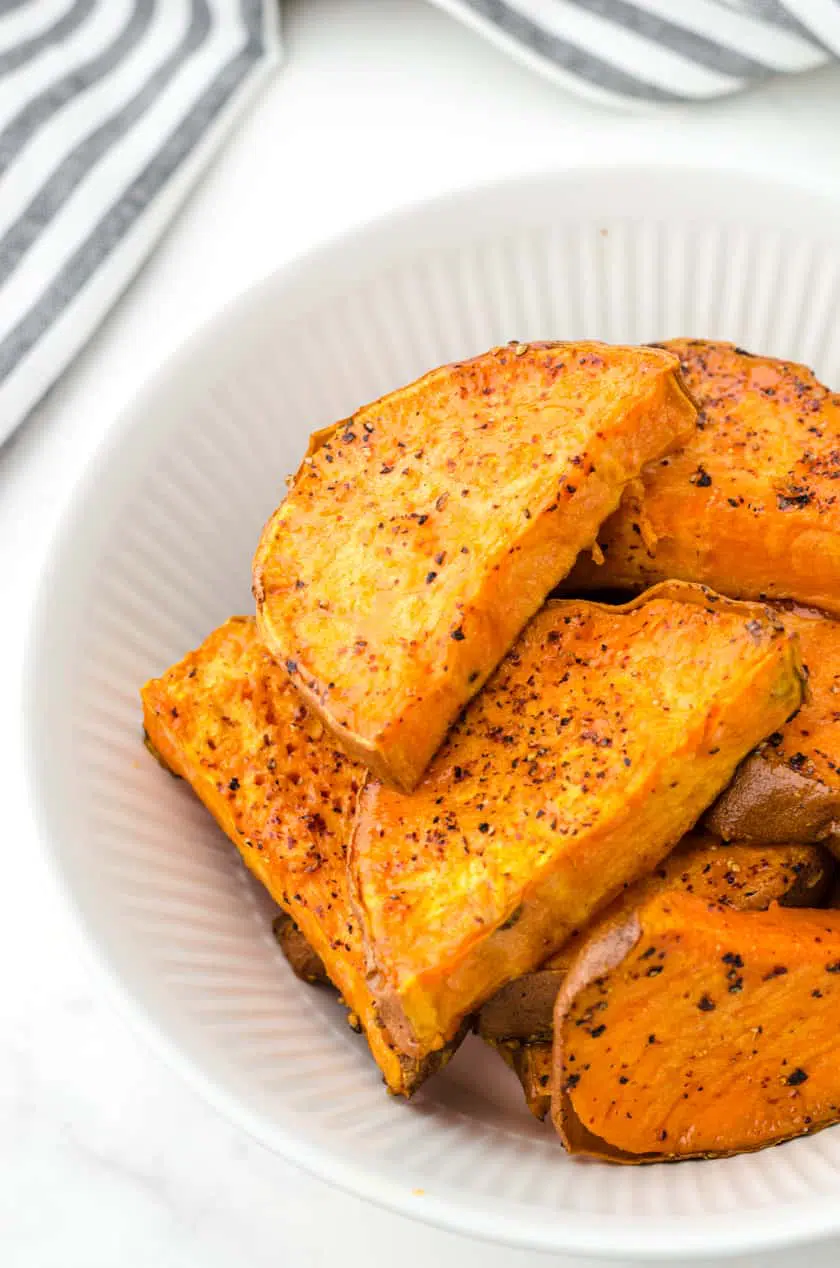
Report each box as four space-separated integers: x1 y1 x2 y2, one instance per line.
4 3 840 1264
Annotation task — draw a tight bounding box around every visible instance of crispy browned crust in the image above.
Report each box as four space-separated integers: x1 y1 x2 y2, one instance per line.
254 342 695 790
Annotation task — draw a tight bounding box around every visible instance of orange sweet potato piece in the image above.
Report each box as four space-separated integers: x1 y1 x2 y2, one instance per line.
350 581 804 1063
477 836 832 1042
568 341 840 615
553 893 840 1161
141 617 454 1095
707 605 840 848
253 342 695 790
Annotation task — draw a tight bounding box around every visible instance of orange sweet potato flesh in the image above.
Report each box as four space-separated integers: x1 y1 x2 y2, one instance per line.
141 617 453 1095
553 892 840 1161
706 605 840 849
477 836 832 1042
486 838 831 1119
568 340 840 615
350 581 805 1063
253 342 695 791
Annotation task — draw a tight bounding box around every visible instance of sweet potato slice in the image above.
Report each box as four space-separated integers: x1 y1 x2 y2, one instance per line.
141 617 454 1095
350 581 805 1063
706 605 840 848
568 340 840 615
253 342 695 790
553 892 840 1160
487 839 831 1119
477 836 832 1042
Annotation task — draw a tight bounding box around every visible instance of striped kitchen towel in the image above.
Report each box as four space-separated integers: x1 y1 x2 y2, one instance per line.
0 0 279 444
432 0 839 106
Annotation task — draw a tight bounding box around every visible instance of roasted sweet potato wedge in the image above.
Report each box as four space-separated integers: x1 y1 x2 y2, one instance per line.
254 342 695 790
141 617 455 1095
568 340 840 615
707 605 840 849
477 836 832 1043
553 892 840 1161
350 581 805 1063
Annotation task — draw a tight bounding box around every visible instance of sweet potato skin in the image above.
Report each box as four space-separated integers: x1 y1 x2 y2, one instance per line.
492 1041 554 1120
568 340 840 615
706 605 840 848
477 837 832 1042
478 971 567 1044
272 914 330 985
140 617 448 1095
553 893 840 1161
254 342 695 790
351 581 805 1062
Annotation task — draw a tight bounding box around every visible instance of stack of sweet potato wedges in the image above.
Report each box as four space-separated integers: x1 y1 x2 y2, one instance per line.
142 338 840 1162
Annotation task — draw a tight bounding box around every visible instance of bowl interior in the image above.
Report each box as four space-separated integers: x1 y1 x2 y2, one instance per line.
27 166 840 1258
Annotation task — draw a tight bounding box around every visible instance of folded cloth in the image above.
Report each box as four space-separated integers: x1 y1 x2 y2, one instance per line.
431 0 836 105
0 0 279 444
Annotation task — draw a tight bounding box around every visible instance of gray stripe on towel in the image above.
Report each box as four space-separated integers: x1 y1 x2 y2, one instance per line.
0 0 155 177
563 0 772 77
458 0 688 99
0 0 97 78
0 0 212 288
0 0 265 386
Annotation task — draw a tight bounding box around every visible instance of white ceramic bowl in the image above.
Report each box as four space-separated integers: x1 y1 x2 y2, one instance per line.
26 166 840 1260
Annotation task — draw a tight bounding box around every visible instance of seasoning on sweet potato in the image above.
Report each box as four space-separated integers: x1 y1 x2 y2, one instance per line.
272 913 330 985
477 836 832 1043
552 892 840 1161
350 581 805 1064
706 605 840 849
568 340 840 615
141 617 457 1095
253 342 695 791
